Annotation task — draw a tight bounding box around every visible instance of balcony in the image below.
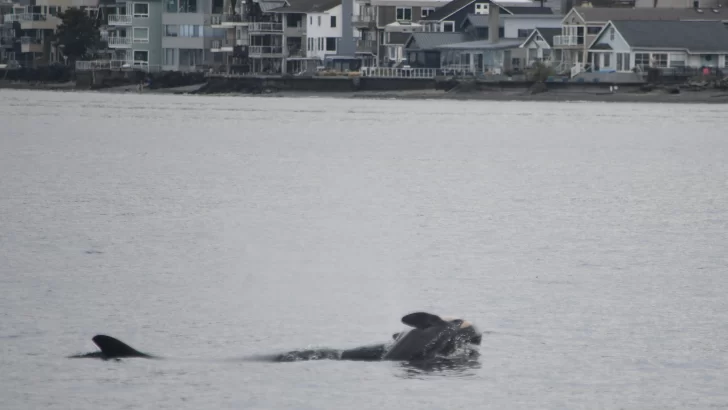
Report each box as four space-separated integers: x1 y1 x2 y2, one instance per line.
248 45 283 57
211 38 235 52
210 14 248 27
352 12 375 27
4 13 58 29
553 35 581 48
108 14 132 25
20 36 43 53
356 39 376 54
248 22 282 33
107 37 132 48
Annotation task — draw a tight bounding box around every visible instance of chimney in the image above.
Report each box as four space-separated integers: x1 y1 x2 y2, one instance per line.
337 0 355 57
488 3 499 43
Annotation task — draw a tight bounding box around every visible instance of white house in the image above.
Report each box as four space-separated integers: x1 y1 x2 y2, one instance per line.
305 4 343 61
519 26 561 66
587 20 728 72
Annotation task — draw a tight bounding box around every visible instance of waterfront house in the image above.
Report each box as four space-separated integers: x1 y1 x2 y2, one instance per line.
587 19 728 73
161 0 226 71
518 26 560 66
552 6 728 76
421 0 554 33
404 31 469 67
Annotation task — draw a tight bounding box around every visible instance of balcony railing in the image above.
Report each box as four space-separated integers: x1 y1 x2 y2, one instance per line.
20 36 42 44
353 12 374 24
360 67 437 78
210 13 247 25
4 13 47 23
107 37 132 47
553 35 579 47
248 22 282 32
248 45 283 56
107 14 132 25
75 59 161 72
356 39 376 53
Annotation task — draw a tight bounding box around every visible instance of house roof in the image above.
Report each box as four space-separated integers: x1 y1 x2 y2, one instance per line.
503 5 553 14
460 9 554 28
405 32 470 50
436 38 523 49
532 26 560 47
422 0 474 21
268 0 340 13
572 6 728 23
605 19 728 53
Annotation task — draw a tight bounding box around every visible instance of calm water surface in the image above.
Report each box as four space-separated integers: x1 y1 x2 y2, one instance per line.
1 90 727 409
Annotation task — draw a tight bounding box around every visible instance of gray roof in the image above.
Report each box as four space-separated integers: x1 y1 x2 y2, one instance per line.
573 6 728 22
436 38 523 49
533 27 560 47
423 0 473 21
388 32 413 45
609 20 728 52
268 0 339 13
405 32 470 50
259 0 287 12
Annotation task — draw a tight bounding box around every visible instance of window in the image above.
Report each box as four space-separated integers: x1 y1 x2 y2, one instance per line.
309 16 312 25
179 25 202 37
442 21 454 32
326 37 336 51
603 53 610 67
609 27 615 41
396 7 411 21
330 16 336 27
133 50 148 62
670 53 685 67
133 27 149 43
164 25 178 36
587 26 600 34
652 53 667 68
318 16 321 26
474 3 489 14
634 52 649 69
163 48 175 65
517 29 532 38
318 37 322 50
421 7 434 17
132 3 148 17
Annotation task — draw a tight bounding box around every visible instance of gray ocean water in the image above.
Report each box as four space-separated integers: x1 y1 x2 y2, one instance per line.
1 89 727 410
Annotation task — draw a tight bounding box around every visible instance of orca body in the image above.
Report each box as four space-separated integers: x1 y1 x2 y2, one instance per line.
70 312 482 364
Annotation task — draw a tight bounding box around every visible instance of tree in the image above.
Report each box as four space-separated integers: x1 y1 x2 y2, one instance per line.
54 7 102 65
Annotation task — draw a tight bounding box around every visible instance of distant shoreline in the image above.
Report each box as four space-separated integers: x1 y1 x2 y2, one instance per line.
3 80 728 104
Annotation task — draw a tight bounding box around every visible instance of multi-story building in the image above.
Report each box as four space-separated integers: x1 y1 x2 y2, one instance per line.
102 0 162 69
4 0 100 67
0 0 16 64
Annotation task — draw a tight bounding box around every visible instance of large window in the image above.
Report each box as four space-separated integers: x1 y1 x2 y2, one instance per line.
652 53 667 68
442 21 454 32
616 52 630 71
132 3 148 17
133 27 149 43
330 16 336 27
164 25 178 36
326 37 336 51
133 50 149 62
421 7 434 17
163 48 175 65
396 7 411 21
634 53 650 70
670 53 685 68
179 25 202 37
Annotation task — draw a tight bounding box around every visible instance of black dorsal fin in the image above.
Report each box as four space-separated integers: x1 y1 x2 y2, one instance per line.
92 335 152 358
401 312 447 329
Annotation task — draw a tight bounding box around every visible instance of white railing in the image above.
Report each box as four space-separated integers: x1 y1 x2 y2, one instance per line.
107 37 132 47
356 39 376 52
248 22 282 32
360 67 437 78
553 35 579 47
570 62 584 78
248 45 283 56
236 38 248 46
108 14 132 25
210 13 246 25
75 59 161 72
353 13 374 24
20 36 42 45
4 13 47 23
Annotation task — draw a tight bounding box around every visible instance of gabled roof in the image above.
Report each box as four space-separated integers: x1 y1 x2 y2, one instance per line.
404 32 470 50
520 26 560 47
422 0 474 21
572 6 728 23
460 8 553 28
595 19 728 53
268 0 340 13
505 5 553 14
436 37 523 49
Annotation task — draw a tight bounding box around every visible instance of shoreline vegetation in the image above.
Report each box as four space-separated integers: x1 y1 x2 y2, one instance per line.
3 79 728 104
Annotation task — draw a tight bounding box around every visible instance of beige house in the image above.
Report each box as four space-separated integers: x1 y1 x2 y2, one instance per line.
552 6 728 76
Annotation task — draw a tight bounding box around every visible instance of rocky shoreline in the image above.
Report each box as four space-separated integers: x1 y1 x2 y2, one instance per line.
3 80 728 104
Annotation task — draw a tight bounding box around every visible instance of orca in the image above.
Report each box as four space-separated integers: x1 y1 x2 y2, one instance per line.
69 312 482 363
